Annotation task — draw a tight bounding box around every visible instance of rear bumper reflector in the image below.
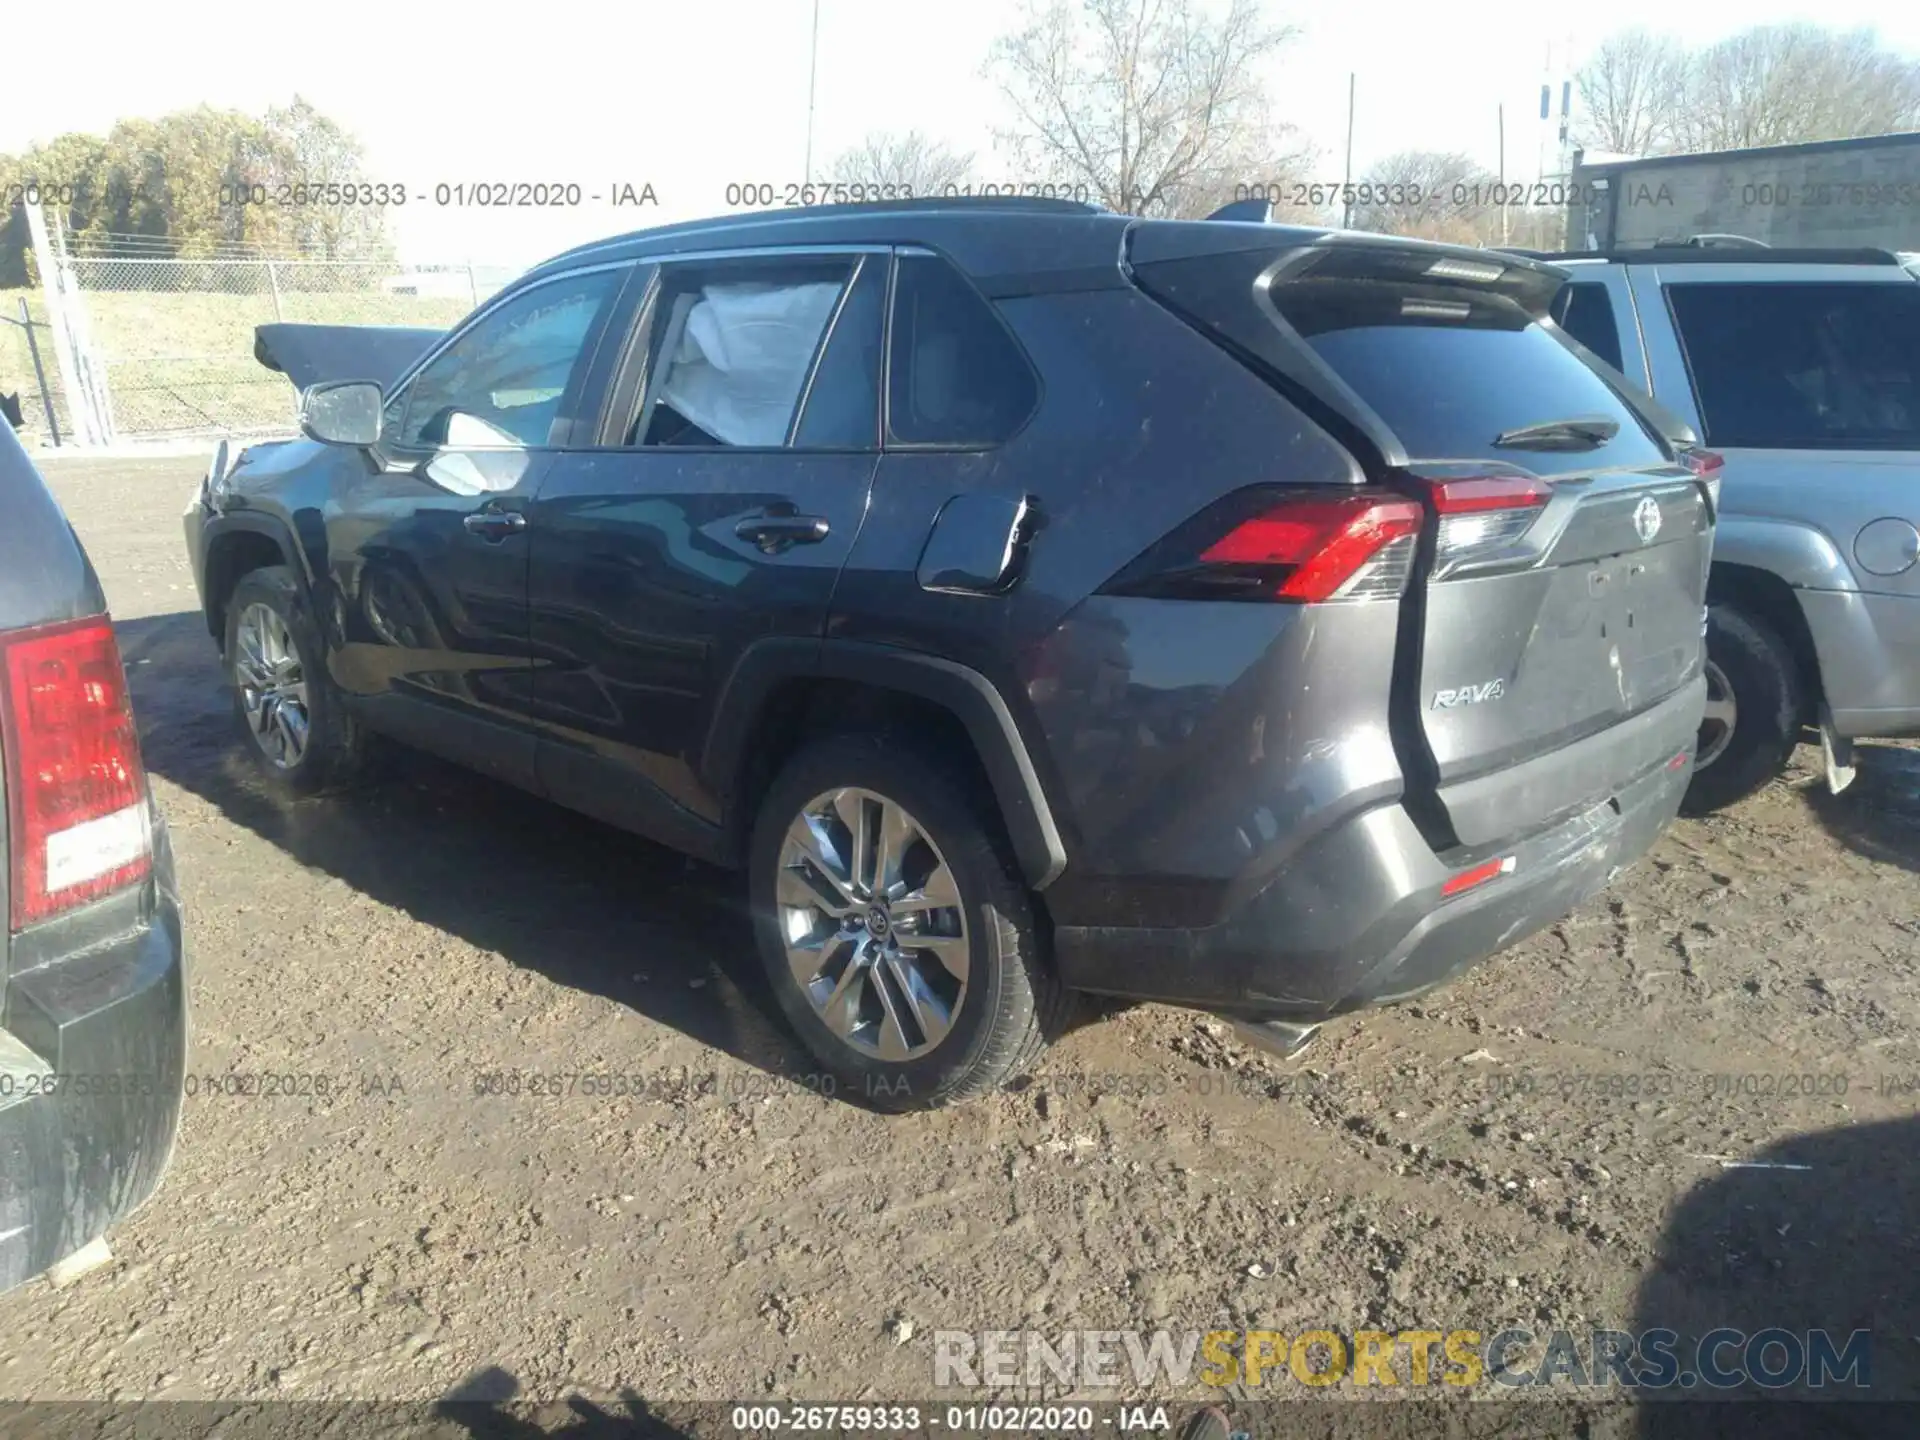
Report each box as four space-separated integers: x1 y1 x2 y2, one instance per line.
1441 853 1517 898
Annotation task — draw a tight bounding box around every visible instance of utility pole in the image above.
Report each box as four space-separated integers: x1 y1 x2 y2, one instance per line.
803 0 822 186
1537 41 1550 183
1341 74 1356 229
24 201 98 446
1499 104 1510 247
14 296 61 444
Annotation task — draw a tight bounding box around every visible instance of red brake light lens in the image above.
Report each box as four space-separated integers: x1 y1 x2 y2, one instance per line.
1680 447 1724 510
1 616 152 929
1199 494 1423 601
1403 464 1551 567
1101 489 1426 604
1679 449 1724 479
1424 474 1552 514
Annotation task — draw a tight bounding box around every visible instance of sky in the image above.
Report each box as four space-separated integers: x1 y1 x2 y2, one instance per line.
5 0 1919 268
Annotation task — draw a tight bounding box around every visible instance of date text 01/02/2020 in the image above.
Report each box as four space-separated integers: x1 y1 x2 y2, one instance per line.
725 1404 1168 1433
1232 180 1600 209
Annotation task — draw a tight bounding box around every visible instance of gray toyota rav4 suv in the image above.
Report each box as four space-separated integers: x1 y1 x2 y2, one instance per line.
184 199 1714 1107
0 417 186 1292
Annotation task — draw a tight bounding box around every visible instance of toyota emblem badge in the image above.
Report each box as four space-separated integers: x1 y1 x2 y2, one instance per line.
1633 495 1662 545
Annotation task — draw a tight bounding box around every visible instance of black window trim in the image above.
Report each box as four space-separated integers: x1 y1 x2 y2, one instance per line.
376 258 637 468
594 242 892 456
882 243 1043 453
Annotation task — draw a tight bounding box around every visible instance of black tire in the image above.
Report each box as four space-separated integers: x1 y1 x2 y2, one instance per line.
1681 604 1802 816
223 565 365 795
748 733 1067 1110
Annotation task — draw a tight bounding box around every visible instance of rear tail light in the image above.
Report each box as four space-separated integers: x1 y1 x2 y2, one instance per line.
1403 464 1551 568
1103 490 1423 603
1680 447 1724 511
1 616 152 930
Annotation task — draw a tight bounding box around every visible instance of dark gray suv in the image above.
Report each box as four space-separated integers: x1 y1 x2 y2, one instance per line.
0 417 186 1291
183 198 1714 1107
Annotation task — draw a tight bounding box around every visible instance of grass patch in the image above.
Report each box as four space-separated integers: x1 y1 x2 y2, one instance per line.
1 285 479 438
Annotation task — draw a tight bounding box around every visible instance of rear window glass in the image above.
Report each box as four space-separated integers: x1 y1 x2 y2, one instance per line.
1551 282 1625 373
1272 279 1667 474
1667 282 1920 450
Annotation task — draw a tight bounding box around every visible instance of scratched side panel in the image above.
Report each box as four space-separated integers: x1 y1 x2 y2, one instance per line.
1026 595 1406 930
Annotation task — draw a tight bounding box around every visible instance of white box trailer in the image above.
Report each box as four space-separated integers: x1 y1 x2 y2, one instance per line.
1567 132 1920 252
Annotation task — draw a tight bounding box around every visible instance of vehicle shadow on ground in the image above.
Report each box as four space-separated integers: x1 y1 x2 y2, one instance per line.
117 610 832 1097
1632 1115 1920 1437
437 1366 697 1438
1800 742 1920 876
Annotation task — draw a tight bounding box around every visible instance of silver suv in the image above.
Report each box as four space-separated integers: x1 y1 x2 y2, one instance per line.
1535 242 1920 812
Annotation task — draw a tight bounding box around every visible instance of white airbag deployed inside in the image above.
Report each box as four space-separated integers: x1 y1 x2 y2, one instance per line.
657 281 843 446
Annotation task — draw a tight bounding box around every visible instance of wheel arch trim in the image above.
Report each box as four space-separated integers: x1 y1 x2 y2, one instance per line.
1711 516 1856 594
199 510 314 638
704 637 1070 891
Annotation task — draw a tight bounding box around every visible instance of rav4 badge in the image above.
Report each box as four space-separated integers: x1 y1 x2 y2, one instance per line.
1432 680 1506 709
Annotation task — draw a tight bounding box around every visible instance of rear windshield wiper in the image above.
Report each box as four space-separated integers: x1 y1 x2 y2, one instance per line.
1492 415 1620 451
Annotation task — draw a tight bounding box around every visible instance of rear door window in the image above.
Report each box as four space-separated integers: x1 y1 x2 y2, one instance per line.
626 257 854 448
1272 277 1668 475
887 253 1039 447
1551 281 1625 372
1666 281 1920 449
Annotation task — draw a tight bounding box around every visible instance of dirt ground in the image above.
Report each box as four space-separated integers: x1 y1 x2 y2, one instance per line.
3 454 1918 1416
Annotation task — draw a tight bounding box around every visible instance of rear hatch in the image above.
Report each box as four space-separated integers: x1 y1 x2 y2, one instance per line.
1126 226 1713 847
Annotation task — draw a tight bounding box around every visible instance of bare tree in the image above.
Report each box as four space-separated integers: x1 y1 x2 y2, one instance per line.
1573 29 1685 157
1669 25 1920 153
826 130 976 195
986 0 1314 218
1349 150 1503 245
1575 24 1920 159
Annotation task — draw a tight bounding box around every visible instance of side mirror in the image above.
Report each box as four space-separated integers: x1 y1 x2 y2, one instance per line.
301 380 384 446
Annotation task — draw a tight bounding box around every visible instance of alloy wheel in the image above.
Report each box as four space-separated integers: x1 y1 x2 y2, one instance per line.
775 787 970 1061
1696 658 1737 770
233 602 311 769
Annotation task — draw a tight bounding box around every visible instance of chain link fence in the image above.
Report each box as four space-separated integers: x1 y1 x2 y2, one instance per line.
12 257 517 441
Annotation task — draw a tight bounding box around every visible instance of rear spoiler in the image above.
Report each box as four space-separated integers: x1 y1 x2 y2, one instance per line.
253 323 445 393
1128 220 1698 465
1182 208 1700 445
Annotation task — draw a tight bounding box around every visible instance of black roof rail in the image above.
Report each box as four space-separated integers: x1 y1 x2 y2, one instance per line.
537 194 1111 268
1491 244 1905 266
1681 233 1770 248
